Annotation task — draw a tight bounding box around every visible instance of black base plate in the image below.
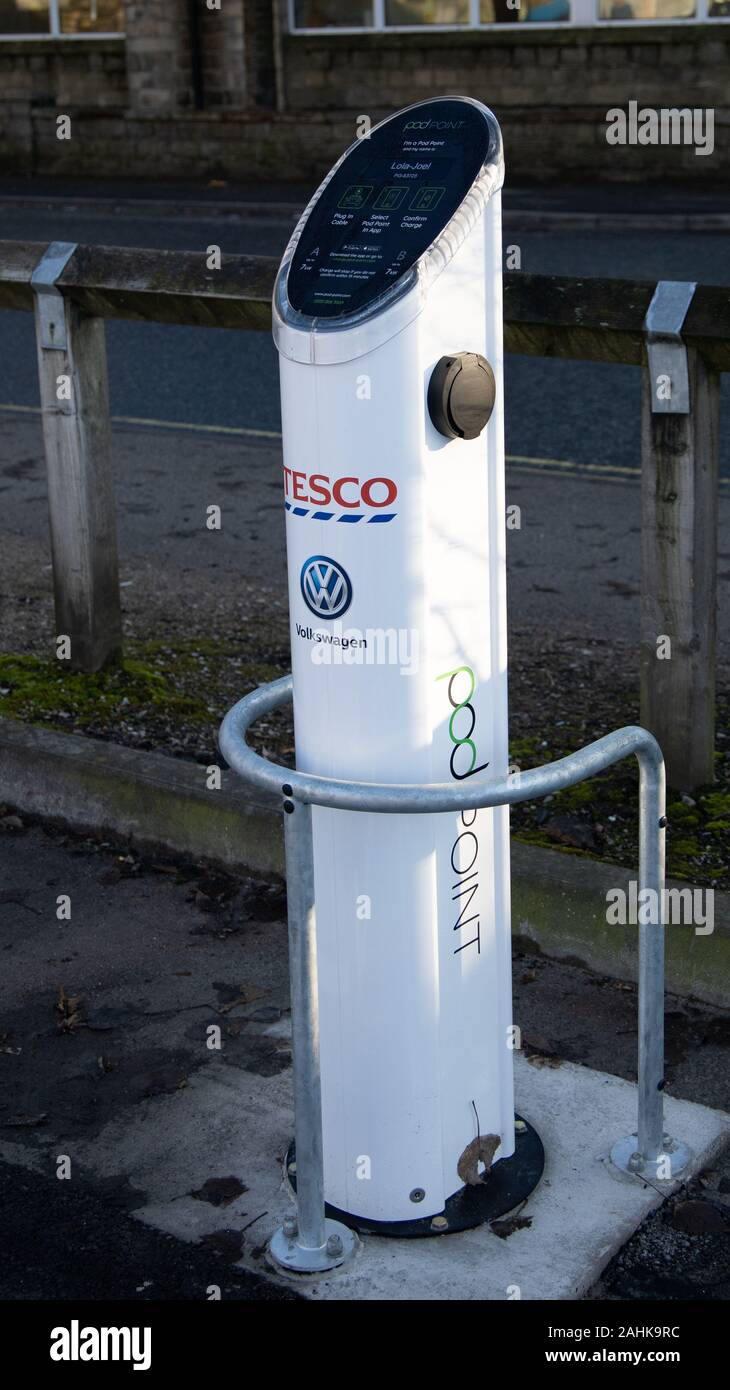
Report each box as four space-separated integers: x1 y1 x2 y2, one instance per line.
285 1114 544 1238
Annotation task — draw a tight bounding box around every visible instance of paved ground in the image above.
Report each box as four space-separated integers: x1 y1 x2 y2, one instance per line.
0 819 727 1299
0 1161 301 1301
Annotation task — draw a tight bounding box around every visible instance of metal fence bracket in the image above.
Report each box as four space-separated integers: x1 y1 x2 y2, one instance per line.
644 280 697 415
31 241 78 351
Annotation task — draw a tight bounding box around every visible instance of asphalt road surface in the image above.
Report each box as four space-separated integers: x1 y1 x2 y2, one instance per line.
1 207 729 475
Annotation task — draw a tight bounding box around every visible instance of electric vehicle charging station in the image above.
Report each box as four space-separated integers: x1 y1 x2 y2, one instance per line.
270 96 543 1236
219 95 700 1287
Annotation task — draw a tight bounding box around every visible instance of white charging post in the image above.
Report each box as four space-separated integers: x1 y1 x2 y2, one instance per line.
272 97 521 1232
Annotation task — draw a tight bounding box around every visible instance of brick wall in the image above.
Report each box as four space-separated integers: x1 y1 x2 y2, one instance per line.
199 0 248 110
281 26 730 181
15 107 351 183
245 0 278 110
125 0 191 114
0 39 127 172
0 11 727 183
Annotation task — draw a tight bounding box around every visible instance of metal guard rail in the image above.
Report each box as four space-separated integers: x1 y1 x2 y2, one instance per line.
219 674 690 1270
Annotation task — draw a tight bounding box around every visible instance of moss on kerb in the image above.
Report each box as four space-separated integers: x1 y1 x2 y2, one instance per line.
0 651 208 724
508 700 730 889
0 643 282 731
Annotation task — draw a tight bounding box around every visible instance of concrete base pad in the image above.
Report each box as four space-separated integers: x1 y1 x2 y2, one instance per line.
71 1052 728 1302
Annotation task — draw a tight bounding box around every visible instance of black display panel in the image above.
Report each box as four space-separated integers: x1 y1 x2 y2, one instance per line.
286 99 493 321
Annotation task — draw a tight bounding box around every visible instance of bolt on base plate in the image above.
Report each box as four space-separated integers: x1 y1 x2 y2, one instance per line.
269 1217 358 1274
610 1133 692 1182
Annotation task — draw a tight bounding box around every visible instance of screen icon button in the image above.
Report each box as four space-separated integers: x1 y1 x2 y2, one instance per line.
409 186 446 213
373 185 408 211
338 185 373 210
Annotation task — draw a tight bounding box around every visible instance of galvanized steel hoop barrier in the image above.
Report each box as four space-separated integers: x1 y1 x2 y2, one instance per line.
219 674 691 1274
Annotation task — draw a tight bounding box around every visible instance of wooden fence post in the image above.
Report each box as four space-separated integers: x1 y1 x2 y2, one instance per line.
640 347 719 791
32 253 122 674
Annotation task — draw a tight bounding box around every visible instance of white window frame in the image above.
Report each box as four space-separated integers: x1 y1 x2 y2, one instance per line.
288 0 727 32
0 0 124 40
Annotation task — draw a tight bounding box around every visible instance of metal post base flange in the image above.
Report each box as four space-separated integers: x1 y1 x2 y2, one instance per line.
269 1217 358 1274
611 1133 692 1182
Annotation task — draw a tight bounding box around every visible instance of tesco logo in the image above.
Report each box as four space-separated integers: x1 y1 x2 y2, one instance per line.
283 468 398 511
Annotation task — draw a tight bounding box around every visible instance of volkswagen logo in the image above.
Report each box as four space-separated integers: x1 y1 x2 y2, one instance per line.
300 555 352 620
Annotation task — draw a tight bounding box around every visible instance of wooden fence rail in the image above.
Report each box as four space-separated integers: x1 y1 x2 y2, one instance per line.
1 241 727 791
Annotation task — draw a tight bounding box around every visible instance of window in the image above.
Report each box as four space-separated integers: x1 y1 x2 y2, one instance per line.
481 0 570 18
0 0 50 31
384 1 470 21
59 0 124 32
598 0 694 16
0 0 123 35
292 2 374 23
289 0 725 24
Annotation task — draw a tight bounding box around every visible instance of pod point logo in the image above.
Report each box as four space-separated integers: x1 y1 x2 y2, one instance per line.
404 118 466 130
300 555 353 620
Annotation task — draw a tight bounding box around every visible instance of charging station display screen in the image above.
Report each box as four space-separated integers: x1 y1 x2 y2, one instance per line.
286 99 492 320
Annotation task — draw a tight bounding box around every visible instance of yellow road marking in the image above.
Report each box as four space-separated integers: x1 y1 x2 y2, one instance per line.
0 402 280 442
508 453 640 478
1 403 727 485
111 413 282 441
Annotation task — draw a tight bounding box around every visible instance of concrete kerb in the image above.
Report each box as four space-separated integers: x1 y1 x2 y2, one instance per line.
1 714 728 1007
510 840 730 1010
0 714 282 880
